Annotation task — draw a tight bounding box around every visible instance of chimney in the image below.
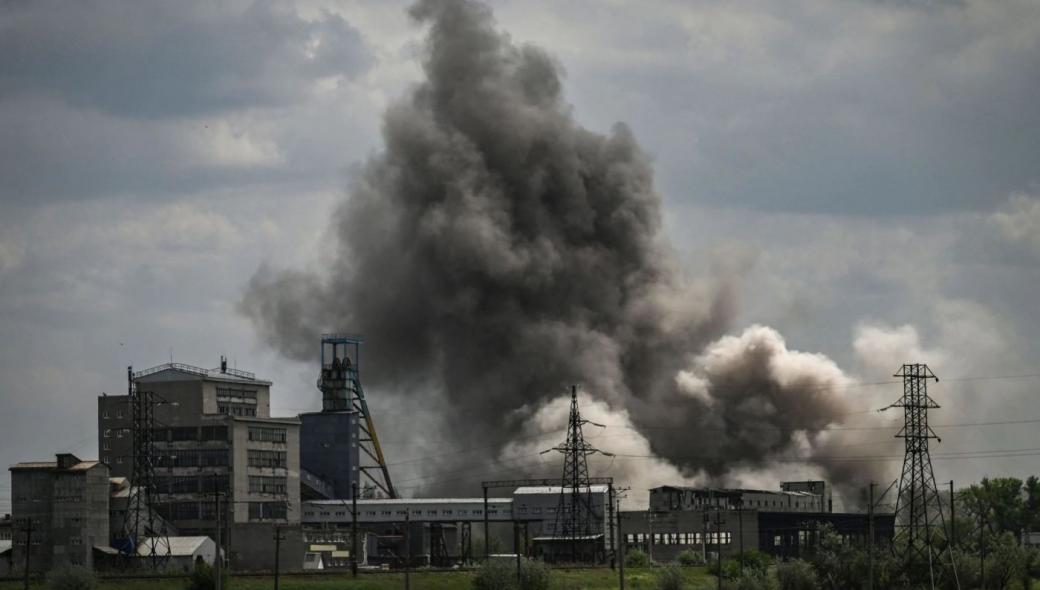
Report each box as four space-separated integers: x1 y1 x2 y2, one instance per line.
220 355 228 373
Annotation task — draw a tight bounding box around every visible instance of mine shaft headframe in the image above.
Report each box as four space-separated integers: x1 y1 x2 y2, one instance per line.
319 333 397 499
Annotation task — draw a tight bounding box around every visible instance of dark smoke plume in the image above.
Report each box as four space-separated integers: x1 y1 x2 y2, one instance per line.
242 0 882 494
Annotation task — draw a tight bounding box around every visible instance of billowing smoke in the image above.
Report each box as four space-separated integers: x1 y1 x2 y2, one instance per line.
241 0 882 496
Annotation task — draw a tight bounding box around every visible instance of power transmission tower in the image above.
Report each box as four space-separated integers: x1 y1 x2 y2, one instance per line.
542 385 613 563
318 334 397 498
120 366 172 569
885 363 955 586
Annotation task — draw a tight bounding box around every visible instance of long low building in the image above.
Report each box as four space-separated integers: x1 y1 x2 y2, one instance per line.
301 485 615 568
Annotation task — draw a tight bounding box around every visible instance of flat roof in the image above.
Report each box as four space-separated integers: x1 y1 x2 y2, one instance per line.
307 498 511 506
10 460 101 472
651 486 819 497
515 485 609 495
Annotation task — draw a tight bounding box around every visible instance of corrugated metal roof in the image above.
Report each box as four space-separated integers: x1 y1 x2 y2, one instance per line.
0 540 11 554
11 460 101 472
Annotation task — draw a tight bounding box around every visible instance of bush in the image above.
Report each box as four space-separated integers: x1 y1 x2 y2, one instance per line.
724 570 775 590
186 561 229 590
46 565 96 590
657 565 687 590
518 559 551 590
626 548 651 568
776 559 818 590
472 560 518 590
677 549 705 566
741 549 774 575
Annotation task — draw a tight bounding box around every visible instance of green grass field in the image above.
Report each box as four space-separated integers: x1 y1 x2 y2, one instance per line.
0 566 715 590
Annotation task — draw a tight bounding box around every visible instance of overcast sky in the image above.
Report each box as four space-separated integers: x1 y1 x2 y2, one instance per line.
2 0 1040 510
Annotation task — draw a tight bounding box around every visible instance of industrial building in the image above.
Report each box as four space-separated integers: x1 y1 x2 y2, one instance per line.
622 482 893 561
8 453 111 571
299 484 614 567
97 359 304 571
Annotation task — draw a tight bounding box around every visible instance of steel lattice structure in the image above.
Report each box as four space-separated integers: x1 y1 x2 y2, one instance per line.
318 334 397 498
889 363 955 584
120 366 171 568
543 385 612 562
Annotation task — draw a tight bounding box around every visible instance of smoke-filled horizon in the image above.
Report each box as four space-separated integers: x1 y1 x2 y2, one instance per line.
241 0 893 498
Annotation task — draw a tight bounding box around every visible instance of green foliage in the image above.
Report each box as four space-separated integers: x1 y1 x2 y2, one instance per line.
625 548 651 568
775 559 818 590
807 524 865 590
518 559 552 590
677 548 704 566
982 532 1024 590
1021 547 1040 590
723 569 775 590
186 561 229 590
740 550 774 575
472 559 518 590
46 565 97 590
656 565 687 590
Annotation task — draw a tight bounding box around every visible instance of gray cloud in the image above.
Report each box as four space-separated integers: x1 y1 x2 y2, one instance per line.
0 0 371 119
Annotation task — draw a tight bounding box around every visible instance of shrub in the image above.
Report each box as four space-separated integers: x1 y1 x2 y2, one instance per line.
724 570 775 590
518 559 551 590
626 548 651 568
46 565 96 590
472 559 518 590
776 559 818 590
677 549 704 566
657 565 687 590
740 549 774 575
186 561 229 590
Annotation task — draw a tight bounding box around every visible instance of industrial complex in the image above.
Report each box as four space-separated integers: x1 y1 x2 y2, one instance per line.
2 334 896 574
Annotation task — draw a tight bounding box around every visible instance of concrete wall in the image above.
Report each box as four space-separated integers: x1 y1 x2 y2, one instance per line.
228 523 304 572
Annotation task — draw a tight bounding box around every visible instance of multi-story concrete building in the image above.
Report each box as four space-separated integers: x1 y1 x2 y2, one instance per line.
97 360 303 571
9 453 111 571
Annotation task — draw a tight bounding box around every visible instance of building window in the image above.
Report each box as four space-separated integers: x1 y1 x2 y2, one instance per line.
115 408 123 419
103 429 112 438
249 476 287 495
201 426 228 441
103 410 109 419
171 427 197 442
249 502 287 521
248 427 287 443
247 450 286 469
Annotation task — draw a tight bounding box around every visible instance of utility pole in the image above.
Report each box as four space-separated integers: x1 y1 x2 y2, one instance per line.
949 481 956 548
21 518 32 590
980 509 986 590
273 525 284 590
214 489 222 590
647 510 655 564
617 500 625 590
868 482 875 590
404 511 411 590
714 505 724 590
483 485 489 561
702 509 709 563
514 522 522 582
352 482 359 578
737 498 744 575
